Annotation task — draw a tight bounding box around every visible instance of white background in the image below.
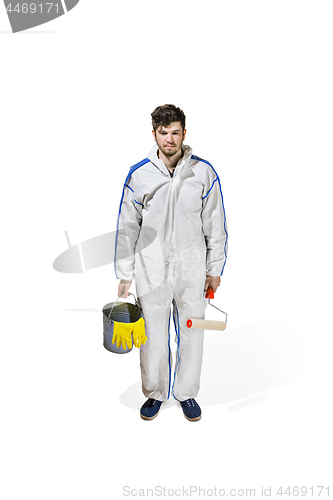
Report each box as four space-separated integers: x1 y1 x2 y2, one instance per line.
1 1 332 499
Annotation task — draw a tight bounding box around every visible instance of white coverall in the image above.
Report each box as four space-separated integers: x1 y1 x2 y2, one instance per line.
114 144 228 402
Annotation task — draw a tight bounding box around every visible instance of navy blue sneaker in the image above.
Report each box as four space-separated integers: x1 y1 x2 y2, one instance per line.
140 398 163 420
180 398 202 421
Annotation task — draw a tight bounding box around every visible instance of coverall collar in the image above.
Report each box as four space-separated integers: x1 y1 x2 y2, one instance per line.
147 143 193 176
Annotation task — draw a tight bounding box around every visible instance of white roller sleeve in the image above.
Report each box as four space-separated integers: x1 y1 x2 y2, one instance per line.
188 319 227 331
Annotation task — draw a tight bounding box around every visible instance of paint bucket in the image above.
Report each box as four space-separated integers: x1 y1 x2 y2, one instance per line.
102 293 143 354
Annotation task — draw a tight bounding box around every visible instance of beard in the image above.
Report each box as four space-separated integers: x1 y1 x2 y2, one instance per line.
157 141 183 158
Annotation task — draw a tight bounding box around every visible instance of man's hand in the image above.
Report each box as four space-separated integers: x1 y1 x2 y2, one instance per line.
204 275 221 294
118 279 132 298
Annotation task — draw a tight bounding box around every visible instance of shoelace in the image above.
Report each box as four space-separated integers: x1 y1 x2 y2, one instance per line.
148 399 157 406
186 399 196 407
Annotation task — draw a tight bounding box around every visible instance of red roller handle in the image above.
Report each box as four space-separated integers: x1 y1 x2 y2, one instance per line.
205 286 214 299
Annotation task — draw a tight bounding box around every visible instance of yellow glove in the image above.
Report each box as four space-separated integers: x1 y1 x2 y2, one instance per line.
132 317 147 348
112 321 133 350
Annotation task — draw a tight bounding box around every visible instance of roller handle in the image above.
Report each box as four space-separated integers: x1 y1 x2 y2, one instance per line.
205 286 214 299
186 286 228 330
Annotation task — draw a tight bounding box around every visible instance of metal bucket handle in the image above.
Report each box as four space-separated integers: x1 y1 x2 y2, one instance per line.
107 292 140 320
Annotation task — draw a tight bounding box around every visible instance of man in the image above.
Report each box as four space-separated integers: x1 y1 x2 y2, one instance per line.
114 104 228 421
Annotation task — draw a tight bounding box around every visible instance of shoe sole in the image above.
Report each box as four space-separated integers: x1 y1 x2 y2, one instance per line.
184 413 202 421
140 408 161 420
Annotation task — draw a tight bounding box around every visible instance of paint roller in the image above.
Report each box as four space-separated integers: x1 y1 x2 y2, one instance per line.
186 287 227 331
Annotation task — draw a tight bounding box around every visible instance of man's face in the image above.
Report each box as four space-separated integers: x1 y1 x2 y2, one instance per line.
152 122 186 158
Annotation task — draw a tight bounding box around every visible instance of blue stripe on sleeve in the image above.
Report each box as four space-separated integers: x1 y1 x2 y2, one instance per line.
125 157 150 184
114 158 150 278
124 184 143 206
191 154 229 276
202 178 217 199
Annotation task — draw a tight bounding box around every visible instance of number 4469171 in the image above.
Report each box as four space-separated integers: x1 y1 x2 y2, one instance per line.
277 486 330 496
6 3 59 14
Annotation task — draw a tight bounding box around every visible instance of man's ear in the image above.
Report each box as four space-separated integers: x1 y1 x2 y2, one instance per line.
183 128 187 140
152 129 156 141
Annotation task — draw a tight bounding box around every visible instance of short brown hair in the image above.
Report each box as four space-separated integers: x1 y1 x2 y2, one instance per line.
151 104 186 132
